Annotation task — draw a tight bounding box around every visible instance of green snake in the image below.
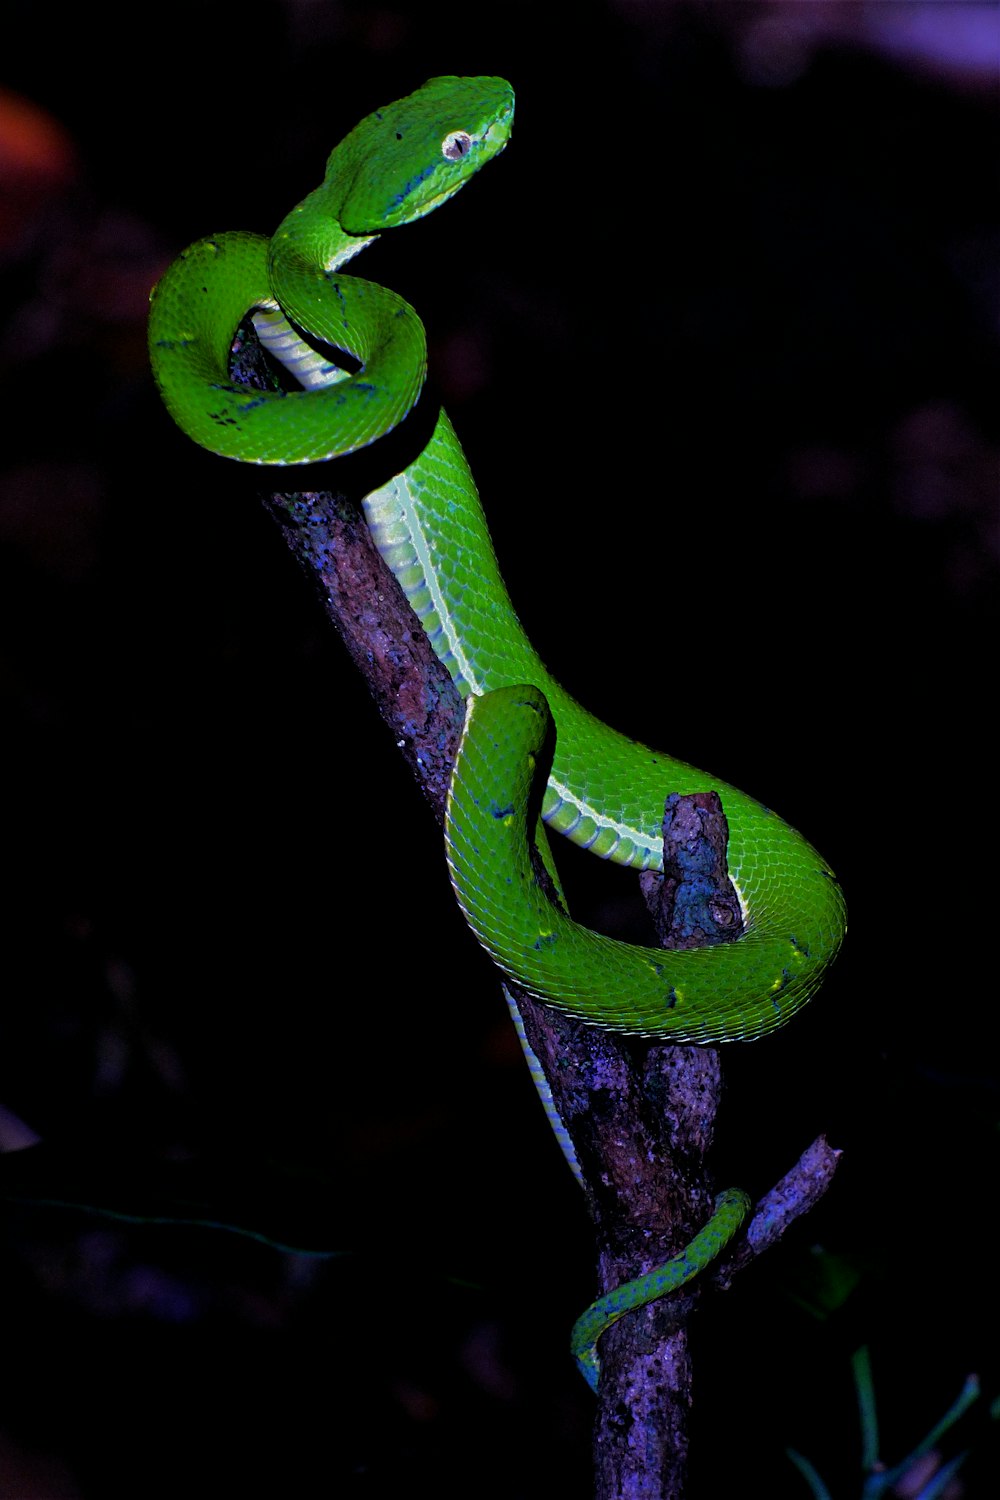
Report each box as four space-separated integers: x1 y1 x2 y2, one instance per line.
148 75 846 1390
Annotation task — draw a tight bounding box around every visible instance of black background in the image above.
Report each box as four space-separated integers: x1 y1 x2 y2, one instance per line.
1 2 997 1495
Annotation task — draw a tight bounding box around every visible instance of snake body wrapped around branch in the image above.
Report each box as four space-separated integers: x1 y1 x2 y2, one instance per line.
148 75 846 1387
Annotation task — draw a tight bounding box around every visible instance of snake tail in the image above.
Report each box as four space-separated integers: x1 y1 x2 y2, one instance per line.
570 1189 752 1392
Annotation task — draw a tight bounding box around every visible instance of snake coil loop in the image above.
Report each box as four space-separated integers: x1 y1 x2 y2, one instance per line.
148 75 845 1389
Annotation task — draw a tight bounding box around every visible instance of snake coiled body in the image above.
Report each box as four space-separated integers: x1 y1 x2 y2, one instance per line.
148 74 846 1384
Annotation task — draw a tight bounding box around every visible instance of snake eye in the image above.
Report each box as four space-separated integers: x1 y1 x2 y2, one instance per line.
442 130 472 161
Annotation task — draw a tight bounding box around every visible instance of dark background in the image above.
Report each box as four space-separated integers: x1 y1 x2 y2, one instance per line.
1 2 997 1494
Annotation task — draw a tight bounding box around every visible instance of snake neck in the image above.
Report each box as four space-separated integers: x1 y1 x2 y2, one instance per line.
269 184 377 297
254 186 383 394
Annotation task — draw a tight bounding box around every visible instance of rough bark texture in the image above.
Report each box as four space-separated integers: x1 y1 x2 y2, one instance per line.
585 792 738 1496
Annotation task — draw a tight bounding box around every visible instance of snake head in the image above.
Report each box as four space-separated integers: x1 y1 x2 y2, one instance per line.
332 75 515 234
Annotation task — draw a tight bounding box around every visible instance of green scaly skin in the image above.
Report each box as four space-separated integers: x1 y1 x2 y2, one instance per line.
148 75 846 1387
570 1189 751 1392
